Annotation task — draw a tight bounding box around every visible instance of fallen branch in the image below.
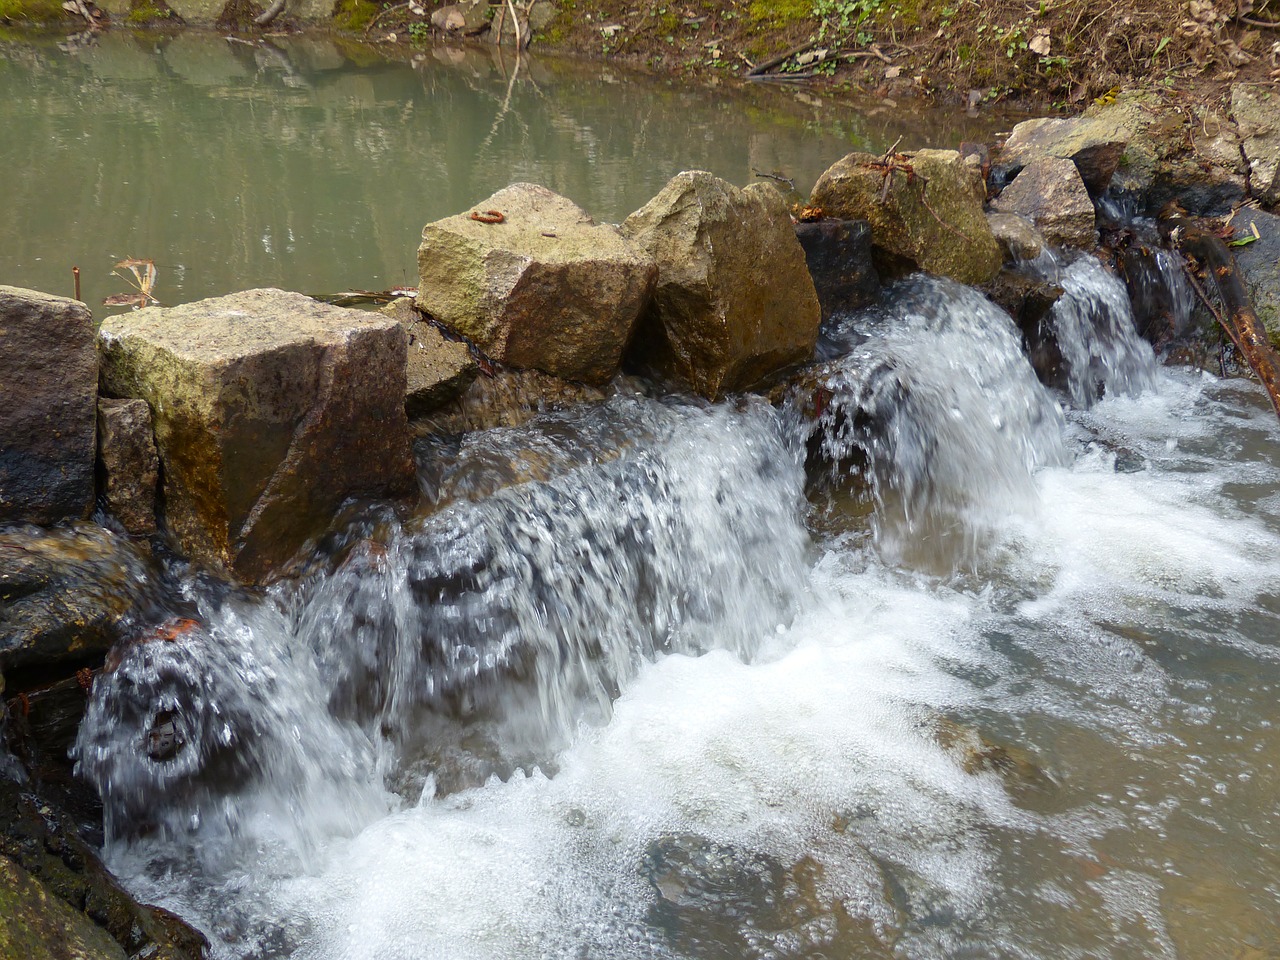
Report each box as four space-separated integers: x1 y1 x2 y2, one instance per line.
254 0 286 26
1167 211 1280 421
746 39 821 76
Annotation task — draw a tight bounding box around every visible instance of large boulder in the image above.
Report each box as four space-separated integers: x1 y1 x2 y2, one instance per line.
417 183 656 386
96 399 159 536
1232 83 1280 206
0 287 97 526
809 149 1002 286
997 116 1127 195
991 157 1096 249
99 289 416 582
1232 207 1280 347
621 172 822 398
793 218 880 320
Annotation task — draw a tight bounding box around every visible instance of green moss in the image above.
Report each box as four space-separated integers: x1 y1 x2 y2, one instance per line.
747 0 810 27
332 0 379 31
127 0 173 22
0 0 64 22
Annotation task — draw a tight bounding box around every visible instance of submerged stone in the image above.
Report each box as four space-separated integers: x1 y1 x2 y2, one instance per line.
96 399 159 537
991 157 1096 250
99 289 416 582
417 183 656 386
0 286 97 527
809 149 1001 286
622 172 821 398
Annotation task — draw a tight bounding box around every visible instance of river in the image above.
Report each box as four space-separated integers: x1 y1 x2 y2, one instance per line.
7 29 1280 960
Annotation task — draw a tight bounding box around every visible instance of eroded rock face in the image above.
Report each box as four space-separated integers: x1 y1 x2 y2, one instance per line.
1232 83 1280 206
997 116 1127 195
1078 93 1245 214
809 149 1002 286
96 399 159 536
0 287 97 527
417 183 656 386
99 289 416 582
621 172 821 398
992 157 1096 250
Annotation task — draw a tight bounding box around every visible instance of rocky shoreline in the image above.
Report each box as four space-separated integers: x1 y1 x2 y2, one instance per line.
4 86 1280 954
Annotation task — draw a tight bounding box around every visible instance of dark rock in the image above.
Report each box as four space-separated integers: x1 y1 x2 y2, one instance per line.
1231 207 1280 347
991 157 1096 249
622 171 822 398
412 367 615 437
998 116 1127 195
99 289 417 583
0 287 97 526
793 219 880 319
980 270 1067 391
0 524 164 685
96 399 159 536
810 149 1001 285
379 298 478 418
0 775 207 960
418 183 656 386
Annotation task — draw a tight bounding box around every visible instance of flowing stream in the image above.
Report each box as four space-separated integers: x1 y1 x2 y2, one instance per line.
67 252 1280 959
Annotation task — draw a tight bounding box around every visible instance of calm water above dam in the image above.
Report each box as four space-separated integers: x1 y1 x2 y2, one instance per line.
5 29 1280 960
0 31 998 310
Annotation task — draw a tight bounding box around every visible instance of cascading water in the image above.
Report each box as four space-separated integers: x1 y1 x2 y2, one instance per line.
70 264 1280 960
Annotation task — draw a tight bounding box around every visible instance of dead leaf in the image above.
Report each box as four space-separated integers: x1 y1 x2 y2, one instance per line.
885 65 902 79
1029 31 1051 56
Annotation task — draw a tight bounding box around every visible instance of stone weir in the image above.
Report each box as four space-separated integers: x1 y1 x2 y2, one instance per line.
3 124 1280 951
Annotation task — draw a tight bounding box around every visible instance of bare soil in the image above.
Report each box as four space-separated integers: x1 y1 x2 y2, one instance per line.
364 0 1280 111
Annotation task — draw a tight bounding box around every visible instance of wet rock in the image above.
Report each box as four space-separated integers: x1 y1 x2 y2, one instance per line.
430 0 489 34
96 398 159 536
986 212 1046 263
99 289 416 582
793 218 880 319
0 776 207 960
380 298 478 418
1083 93 1245 215
810 149 1002 286
0 855 126 960
1232 207 1280 346
0 524 163 684
412 367 614 437
621 171 822 398
418 183 656 386
991 156 1096 249
997 115 1127 195
980 270 1066 390
1232 83 1280 206
0 286 97 526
